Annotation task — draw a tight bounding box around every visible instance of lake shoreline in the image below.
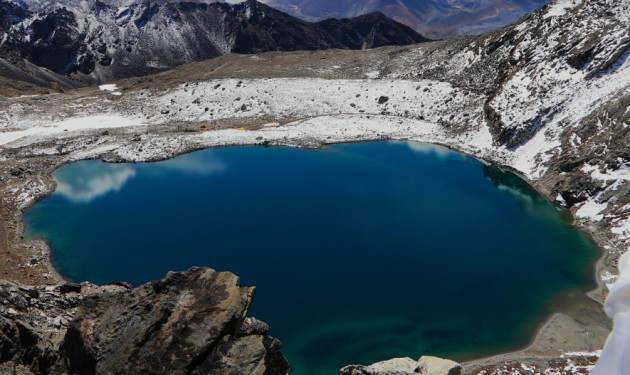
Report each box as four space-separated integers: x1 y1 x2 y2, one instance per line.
0 115 613 374
23 141 602 374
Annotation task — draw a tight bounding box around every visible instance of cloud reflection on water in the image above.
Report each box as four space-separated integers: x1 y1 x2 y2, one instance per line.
406 141 465 160
155 152 226 176
55 163 137 203
54 151 226 203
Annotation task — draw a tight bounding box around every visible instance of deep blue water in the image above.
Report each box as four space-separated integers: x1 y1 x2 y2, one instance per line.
24 142 598 375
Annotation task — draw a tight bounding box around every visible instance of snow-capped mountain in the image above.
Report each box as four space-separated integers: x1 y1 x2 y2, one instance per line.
8 0 555 39
12 0 226 12
0 0 427 83
263 0 553 39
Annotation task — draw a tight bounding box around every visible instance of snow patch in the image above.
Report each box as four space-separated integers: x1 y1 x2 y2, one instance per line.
0 115 143 146
99 84 117 91
543 0 580 19
99 84 122 96
576 200 608 221
594 252 630 375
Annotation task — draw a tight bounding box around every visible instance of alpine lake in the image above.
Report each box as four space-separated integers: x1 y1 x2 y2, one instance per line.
24 141 599 375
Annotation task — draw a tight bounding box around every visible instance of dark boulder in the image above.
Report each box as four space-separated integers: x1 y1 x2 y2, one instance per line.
59 283 81 294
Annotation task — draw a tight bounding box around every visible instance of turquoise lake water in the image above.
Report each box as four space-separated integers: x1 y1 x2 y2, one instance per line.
24 141 599 375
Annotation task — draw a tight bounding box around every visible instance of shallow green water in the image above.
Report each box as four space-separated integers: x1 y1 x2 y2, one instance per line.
24 141 599 374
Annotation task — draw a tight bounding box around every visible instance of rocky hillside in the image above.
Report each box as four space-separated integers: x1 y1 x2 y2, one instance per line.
0 267 289 374
0 0 427 84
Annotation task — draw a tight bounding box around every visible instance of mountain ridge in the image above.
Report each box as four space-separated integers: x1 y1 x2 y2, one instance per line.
8 0 553 39
0 0 427 86
260 0 553 39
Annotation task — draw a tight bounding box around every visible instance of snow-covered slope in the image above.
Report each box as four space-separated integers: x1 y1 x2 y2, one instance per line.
402 4 630 372
15 0 229 12
398 0 630 372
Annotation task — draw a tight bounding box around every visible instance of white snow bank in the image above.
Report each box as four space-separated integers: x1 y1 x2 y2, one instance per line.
99 84 122 96
588 167 630 375
109 114 467 163
510 126 561 179
98 84 117 91
197 114 443 146
0 115 143 146
593 250 630 375
576 200 608 221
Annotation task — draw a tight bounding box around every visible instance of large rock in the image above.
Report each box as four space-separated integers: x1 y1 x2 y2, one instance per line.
340 356 461 375
0 267 290 375
0 315 60 374
368 358 419 373
416 356 461 375
60 267 289 374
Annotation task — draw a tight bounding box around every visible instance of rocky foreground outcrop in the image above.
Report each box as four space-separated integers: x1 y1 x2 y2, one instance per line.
0 267 289 374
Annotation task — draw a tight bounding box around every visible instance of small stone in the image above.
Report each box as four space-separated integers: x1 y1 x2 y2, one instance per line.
20 287 39 299
109 281 133 290
9 294 28 311
59 283 82 294
237 317 270 337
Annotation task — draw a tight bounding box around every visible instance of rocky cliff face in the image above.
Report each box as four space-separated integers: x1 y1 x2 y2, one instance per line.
0 0 427 83
0 267 289 374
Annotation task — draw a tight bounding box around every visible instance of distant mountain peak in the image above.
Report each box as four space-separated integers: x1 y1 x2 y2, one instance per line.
263 0 552 39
